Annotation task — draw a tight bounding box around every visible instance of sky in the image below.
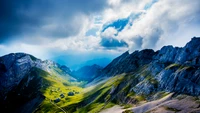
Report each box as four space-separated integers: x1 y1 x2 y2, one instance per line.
0 0 200 69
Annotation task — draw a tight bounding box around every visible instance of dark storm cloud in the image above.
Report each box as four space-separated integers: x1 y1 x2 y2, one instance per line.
0 0 108 43
100 37 128 49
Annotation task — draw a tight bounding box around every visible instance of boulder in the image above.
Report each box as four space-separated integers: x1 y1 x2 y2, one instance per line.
54 98 60 103
60 94 65 98
68 92 74 96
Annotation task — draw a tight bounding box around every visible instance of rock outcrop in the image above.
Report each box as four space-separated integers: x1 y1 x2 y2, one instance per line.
100 49 156 77
0 53 73 113
97 37 200 96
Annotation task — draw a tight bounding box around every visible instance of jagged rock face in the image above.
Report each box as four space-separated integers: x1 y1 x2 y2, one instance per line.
178 37 200 64
155 65 200 95
151 37 200 95
1 68 45 113
0 53 51 98
101 49 156 77
154 46 181 63
0 53 72 113
98 37 200 96
0 53 35 99
155 37 200 65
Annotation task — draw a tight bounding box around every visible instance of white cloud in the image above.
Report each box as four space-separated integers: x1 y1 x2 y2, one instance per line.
101 27 118 38
0 43 50 59
116 0 200 51
102 0 150 23
1 0 200 61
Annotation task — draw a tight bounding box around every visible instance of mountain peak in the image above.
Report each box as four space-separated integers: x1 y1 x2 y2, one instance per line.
185 37 200 49
123 50 129 55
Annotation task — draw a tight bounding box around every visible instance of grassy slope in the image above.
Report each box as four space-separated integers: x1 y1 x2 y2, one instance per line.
74 74 126 113
34 66 122 113
72 65 172 113
60 65 158 113
34 66 84 113
61 66 157 113
35 63 176 113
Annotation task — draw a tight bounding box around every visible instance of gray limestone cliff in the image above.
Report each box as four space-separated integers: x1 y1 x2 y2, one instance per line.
0 53 72 113
98 37 200 96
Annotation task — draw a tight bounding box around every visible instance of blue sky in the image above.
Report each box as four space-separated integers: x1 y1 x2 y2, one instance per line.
0 0 200 68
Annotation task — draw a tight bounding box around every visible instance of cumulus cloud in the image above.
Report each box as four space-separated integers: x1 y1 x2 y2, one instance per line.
0 0 200 64
100 27 128 49
116 0 200 51
101 27 118 38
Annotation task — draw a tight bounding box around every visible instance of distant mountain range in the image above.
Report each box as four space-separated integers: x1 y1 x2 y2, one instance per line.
74 58 112 70
72 64 103 81
51 55 112 70
0 37 200 113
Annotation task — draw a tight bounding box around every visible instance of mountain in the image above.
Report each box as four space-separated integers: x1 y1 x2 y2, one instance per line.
76 58 112 69
51 55 112 70
82 37 200 112
96 37 200 95
0 53 80 113
68 37 200 112
1 37 200 113
72 64 103 81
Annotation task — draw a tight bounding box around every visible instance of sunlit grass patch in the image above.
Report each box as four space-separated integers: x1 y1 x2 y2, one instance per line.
34 66 85 113
123 104 133 109
165 63 180 70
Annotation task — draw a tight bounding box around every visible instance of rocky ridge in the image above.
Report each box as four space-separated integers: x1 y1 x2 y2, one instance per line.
97 37 200 96
0 53 74 113
60 37 200 113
